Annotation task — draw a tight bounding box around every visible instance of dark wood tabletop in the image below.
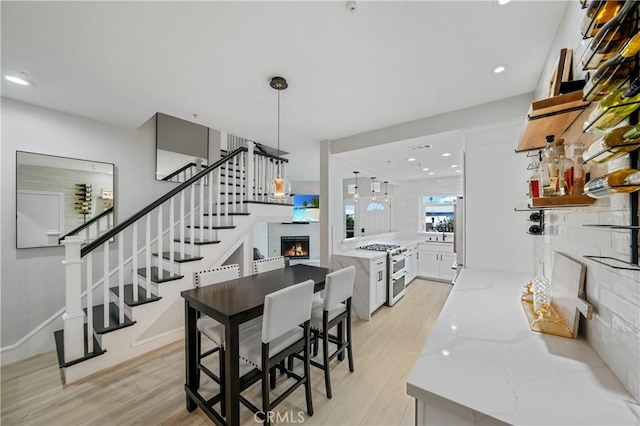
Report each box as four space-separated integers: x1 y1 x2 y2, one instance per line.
181 263 331 324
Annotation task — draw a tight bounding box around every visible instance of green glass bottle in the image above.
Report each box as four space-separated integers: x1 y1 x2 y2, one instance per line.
583 124 640 163
583 0 638 69
584 32 640 101
584 78 640 133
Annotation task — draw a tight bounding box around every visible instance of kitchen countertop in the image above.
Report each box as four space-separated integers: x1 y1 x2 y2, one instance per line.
333 249 387 260
406 268 640 425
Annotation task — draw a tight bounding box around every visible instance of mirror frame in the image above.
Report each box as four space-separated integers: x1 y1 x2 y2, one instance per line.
155 113 209 182
16 151 115 249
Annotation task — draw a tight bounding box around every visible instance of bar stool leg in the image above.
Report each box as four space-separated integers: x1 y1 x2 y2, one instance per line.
337 320 345 362
322 313 332 399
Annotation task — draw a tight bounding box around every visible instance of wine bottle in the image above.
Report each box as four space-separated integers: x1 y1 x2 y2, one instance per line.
540 135 557 197
584 32 640 101
555 140 574 195
529 152 541 198
584 168 640 198
583 124 640 163
584 77 640 133
580 0 624 38
583 0 638 69
572 147 586 196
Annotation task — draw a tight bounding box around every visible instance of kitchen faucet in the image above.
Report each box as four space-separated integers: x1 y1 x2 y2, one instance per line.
442 232 446 241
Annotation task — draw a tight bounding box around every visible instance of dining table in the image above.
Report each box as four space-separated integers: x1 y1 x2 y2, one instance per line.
181 264 331 426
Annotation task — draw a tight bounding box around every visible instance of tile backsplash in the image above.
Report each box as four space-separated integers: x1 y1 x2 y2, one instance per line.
533 193 639 402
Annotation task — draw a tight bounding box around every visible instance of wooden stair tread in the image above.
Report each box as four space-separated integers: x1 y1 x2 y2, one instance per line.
85 303 136 335
202 212 250 217
152 251 203 263
244 200 294 206
174 238 221 245
137 266 183 283
186 225 236 230
111 284 162 307
54 326 106 368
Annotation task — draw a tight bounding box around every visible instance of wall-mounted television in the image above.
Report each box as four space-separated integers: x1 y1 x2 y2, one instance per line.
292 194 319 223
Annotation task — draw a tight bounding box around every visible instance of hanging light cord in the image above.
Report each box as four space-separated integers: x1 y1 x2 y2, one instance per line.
277 90 281 177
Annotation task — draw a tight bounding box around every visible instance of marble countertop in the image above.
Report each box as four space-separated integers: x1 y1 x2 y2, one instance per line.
406 269 640 425
333 249 387 260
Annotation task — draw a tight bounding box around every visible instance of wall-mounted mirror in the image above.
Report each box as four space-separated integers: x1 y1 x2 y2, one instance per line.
16 151 115 248
156 113 209 182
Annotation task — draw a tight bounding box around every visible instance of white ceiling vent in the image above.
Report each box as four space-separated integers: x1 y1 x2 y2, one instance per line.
410 144 432 151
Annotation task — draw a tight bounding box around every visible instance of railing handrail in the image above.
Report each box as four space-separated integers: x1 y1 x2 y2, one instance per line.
59 207 114 244
80 146 290 257
81 148 246 257
161 162 197 181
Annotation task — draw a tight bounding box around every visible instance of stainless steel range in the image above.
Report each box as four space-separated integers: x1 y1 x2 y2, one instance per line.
357 243 408 306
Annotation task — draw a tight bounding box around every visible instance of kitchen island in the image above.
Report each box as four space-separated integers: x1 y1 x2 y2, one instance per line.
406 268 640 425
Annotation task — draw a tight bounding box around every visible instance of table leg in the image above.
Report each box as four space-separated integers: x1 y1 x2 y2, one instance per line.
225 320 241 426
185 301 197 412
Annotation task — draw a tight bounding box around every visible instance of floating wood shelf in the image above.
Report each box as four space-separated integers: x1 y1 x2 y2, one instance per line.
528 195 596 208
516 90 591 152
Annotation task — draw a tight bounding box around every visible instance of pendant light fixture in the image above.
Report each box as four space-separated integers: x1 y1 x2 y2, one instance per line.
370 177 377 202
268 76 291 201
353 171 360 203
383 181 389 204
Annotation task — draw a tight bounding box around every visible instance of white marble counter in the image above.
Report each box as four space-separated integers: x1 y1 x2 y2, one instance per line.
406 269 640 426
332 248 387 260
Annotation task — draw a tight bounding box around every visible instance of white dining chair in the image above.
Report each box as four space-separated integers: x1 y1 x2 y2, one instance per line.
236 279 315 425
193 264 243 416
309 265 356 398
253 256 286 274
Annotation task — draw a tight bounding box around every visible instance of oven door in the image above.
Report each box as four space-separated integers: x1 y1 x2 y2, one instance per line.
391 254 407 275
388 270 406 306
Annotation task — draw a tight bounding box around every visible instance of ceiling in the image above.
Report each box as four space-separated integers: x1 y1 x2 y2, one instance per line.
1 1 568 182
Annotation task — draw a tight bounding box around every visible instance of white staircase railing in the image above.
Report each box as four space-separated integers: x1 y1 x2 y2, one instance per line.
61 143 289 363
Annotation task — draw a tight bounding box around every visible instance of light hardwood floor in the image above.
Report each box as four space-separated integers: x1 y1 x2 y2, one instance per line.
1 279 451 426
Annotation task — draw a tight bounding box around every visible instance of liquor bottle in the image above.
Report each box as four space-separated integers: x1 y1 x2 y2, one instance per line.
583 124 640 163
583 32 640 101
556 140 574 195
584 77 640 133
540 135 557 197
580 0 623 38
572 147 586 196
529 152 541 198
583 0 638 69
584 168 640 198
532 261 551 316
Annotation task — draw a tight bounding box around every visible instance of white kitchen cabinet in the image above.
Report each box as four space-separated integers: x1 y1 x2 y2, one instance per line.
418 242 455 283
332 252 387 321
405 244 418 284
372 257 387 308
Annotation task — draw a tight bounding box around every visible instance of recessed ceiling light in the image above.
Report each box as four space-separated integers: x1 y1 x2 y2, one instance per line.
497 0 511 4
428 172 435 176
441 152 452 157
4 75 33 86
407 157 416 162
422 167 429 171
450 164 459 168
493 66 506 74
455 170 462 173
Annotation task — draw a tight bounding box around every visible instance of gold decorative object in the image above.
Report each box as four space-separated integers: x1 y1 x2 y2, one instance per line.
520 297 573 339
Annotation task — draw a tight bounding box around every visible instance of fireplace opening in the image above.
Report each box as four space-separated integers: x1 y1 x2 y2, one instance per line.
281 236 310 259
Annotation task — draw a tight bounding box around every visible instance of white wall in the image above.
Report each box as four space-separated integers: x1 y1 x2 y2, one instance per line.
530 2 640 402
464 119 534 274
1 98 170 359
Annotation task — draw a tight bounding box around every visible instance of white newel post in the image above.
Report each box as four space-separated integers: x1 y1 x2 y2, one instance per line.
62 235 86 362
247 141 255 202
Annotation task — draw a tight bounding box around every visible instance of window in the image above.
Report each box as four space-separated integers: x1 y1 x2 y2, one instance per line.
423 195 456 232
